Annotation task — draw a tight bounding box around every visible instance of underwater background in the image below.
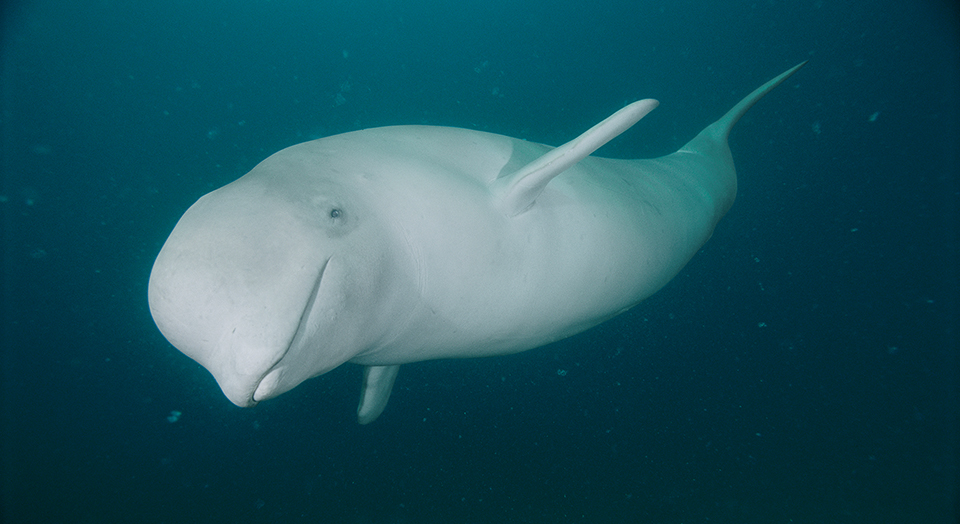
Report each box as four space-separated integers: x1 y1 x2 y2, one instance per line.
2 0 957 522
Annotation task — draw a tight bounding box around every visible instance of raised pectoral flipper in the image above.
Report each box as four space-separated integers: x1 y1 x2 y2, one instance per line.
494 99 659 217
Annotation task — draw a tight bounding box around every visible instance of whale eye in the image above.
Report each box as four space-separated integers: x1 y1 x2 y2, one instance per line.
329 208 342 219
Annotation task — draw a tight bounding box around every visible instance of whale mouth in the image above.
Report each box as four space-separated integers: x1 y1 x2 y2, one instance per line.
252 257 330 403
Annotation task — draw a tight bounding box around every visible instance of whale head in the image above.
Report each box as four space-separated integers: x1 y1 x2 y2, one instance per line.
148 141 412 407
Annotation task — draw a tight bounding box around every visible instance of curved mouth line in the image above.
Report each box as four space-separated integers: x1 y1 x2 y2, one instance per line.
250 257 330 404
288 257 330 353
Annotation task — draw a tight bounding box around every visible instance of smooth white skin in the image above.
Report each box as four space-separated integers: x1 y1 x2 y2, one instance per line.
148 63 804 421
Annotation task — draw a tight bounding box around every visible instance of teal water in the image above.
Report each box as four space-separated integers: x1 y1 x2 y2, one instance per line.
2 1 956 522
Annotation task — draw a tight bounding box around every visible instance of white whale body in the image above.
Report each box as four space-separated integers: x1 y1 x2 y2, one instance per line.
148 63 805 423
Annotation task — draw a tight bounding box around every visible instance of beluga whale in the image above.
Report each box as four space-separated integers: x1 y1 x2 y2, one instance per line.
149 62 805 424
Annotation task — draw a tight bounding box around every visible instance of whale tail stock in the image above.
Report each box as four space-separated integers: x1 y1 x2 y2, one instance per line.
698 61 808 148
